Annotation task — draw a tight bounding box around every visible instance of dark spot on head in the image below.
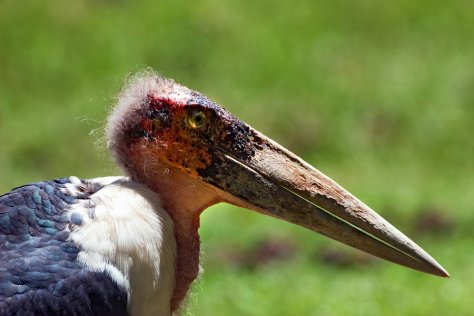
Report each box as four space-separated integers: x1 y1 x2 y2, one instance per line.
219 118 256 161
146 96 171 128
128 122 150 140
124 95 175 142
196 153 224 180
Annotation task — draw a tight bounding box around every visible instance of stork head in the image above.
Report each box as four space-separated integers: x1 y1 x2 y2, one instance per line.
107 72 448 302
108 75 256 181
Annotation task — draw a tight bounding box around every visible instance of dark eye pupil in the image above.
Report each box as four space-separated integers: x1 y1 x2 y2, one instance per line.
194 114 203 122
188 111 206 128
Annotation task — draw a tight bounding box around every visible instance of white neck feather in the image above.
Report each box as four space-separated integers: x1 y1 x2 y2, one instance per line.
67 177 177 316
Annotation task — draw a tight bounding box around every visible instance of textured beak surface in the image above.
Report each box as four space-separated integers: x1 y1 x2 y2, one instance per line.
206 128 449 277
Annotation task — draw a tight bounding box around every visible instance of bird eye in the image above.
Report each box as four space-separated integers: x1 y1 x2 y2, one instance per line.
187 111 207 129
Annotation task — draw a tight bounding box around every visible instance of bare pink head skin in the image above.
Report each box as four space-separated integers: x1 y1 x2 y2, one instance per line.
107 72 449 312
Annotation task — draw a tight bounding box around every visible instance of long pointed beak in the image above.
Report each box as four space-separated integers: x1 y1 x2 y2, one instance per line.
204 129 449 277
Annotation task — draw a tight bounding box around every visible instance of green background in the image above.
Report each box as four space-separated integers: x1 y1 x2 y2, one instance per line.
1 0 472 315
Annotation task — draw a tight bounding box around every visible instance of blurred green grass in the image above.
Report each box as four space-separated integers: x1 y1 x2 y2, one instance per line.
1 0 473 315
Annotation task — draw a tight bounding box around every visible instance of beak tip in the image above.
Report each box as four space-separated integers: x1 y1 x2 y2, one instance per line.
435 266 450 278
421 255 450 278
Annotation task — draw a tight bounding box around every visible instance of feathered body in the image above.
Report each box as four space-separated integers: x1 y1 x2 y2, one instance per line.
0 176 176 316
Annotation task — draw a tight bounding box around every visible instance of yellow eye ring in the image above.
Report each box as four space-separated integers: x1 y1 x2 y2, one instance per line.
187 111 207 129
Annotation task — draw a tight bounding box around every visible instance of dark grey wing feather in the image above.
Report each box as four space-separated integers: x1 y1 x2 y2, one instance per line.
0 178 128 316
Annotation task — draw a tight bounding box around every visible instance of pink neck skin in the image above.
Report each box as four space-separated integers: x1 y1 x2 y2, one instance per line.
145 168 219 312
128 161 235 312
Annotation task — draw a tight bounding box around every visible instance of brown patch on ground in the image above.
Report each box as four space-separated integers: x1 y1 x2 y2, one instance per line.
315 247 376 268
413 207 455 237
215 237 296 270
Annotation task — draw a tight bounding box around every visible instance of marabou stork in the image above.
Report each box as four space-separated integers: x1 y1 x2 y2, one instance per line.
0 72 448 316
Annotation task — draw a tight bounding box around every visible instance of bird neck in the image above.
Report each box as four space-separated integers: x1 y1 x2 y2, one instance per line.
126 159 221 312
